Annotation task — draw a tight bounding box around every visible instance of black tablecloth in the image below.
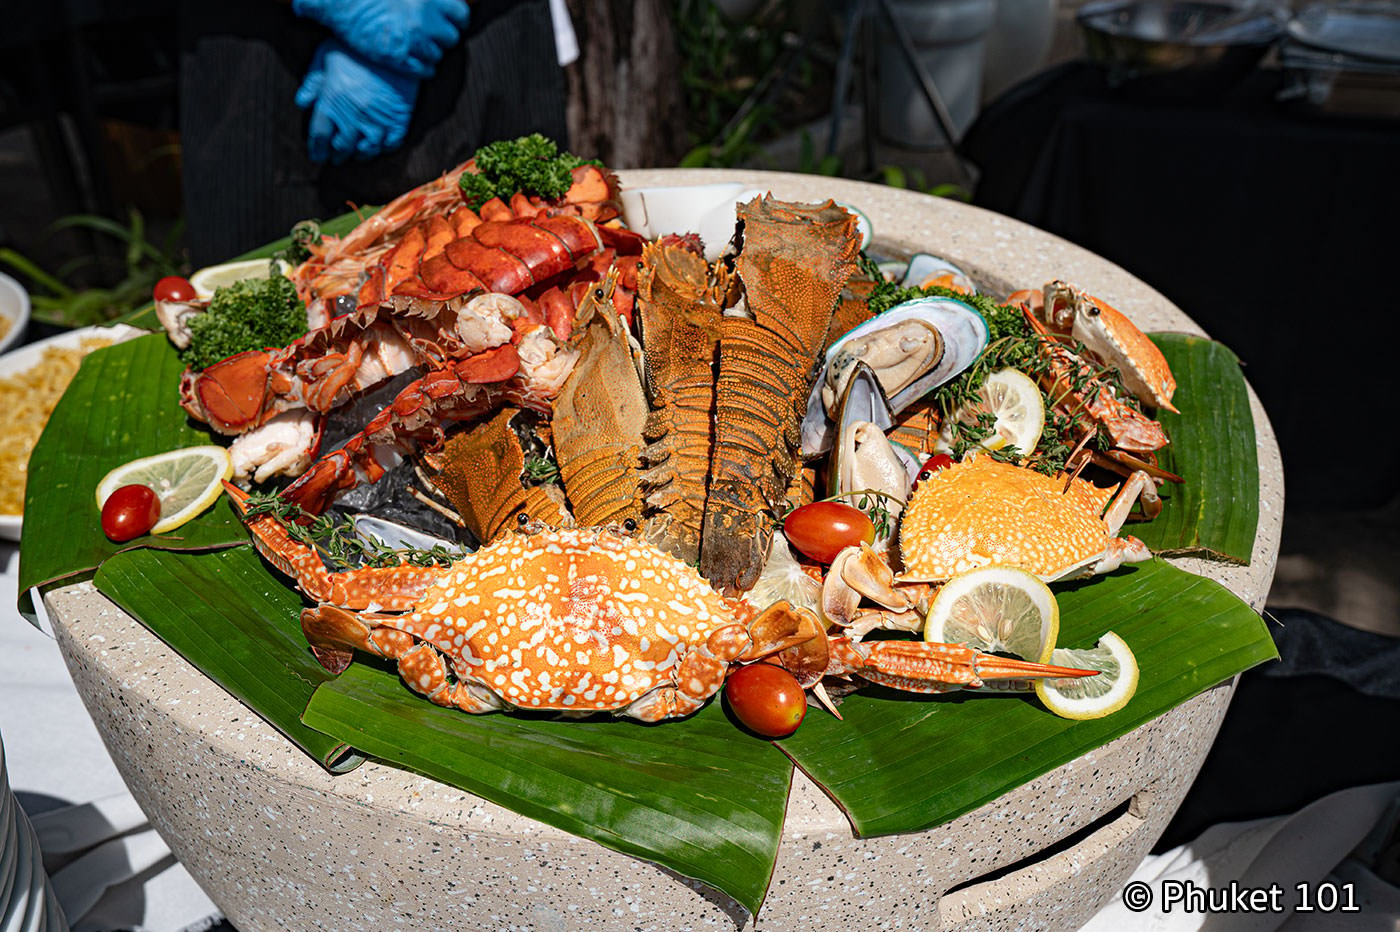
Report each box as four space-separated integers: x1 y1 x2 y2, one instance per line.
963 62 1400 511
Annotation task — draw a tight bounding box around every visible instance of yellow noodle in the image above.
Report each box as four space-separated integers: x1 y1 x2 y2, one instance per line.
0 338 112 514
0 318 12 343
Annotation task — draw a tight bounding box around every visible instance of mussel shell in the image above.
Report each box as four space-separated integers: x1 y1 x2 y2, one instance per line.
803 360 891 457
350 514 471 557
902 253 977 293
800 297 989 455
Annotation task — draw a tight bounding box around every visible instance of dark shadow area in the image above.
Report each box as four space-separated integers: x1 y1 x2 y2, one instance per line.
14 789 73 819
945 796 1136 896
964 60 1400 514
1156 608 1400 852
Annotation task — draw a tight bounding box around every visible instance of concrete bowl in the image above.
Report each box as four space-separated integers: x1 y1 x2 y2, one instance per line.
46 170 1283 932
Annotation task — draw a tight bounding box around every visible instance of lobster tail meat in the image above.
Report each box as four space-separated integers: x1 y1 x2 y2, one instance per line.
635 241 725 564
700 197 861 593
280 344 522 514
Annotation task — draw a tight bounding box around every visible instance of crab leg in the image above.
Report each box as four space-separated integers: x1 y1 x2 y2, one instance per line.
224 483 444 610
300 605 506 712
279 344 522 514
1087 469 1158 575
827 637 1097 693
1102 469 1162 535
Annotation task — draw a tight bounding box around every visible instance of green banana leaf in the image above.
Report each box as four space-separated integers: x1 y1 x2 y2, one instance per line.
303 667 791 916
774 559 1276 837
1132 334 1258 563
18 334 248 620
94 546 362 772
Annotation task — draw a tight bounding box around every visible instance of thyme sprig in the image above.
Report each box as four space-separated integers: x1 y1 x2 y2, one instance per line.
522 452 561 485
820 488 902 540
242 491 459 569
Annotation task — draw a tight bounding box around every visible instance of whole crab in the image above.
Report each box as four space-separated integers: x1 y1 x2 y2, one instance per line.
899 456 1160 583
226 485 1092 721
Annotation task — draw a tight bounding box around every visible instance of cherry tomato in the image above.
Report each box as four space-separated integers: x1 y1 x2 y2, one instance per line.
153 276 196 303
101 484 161 542
724 663 806 737
782 501 875 564
916 453 955 484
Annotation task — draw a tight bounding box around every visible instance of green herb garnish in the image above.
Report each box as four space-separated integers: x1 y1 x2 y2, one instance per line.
242 492 459 569
866 282 1145 476
458 134 599 210
180 275 308 371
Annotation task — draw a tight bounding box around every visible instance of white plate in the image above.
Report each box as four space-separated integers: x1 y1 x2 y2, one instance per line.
0 323 149 542
0 273 31 357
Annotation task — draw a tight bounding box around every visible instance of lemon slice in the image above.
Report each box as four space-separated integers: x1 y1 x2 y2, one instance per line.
924 565 1059 663
95 446 233 534
1036 632 1138 720
744 532 822 617
190 258 289 300
953 368 1045 456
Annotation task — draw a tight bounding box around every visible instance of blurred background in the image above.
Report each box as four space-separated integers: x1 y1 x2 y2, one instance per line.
1 0 1397 872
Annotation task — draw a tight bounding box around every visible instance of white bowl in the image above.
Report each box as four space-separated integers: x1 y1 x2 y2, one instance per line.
619 182 767 260
0 273 32 357
0 323 148 541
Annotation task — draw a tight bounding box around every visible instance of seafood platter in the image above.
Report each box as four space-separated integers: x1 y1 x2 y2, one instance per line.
26 143 1281 931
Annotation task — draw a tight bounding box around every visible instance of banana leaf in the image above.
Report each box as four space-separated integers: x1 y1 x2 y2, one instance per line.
94 546 362 772
303 666 791 916
1132 334 1258 562
775 559 1276 837
18 335 248 621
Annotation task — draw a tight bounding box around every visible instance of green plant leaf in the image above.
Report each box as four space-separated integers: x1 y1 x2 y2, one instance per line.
235 208 373 263
1132 335 1258 562
18 334 247 618
0 247 74 297
878 165 907 189
925 183 972 201
94 546 361 772
303 665 791 915
775 560 1276 837
49 212 168 268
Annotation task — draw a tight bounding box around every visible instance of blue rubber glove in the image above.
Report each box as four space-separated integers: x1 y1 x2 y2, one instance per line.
291 0 469 79
296 40 420 165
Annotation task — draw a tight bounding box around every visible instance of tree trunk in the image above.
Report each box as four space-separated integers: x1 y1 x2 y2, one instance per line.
563 0 689 169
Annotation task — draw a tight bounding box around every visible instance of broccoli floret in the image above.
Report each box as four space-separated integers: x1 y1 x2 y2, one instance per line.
271 220 322 267
457 134 597 210
180 275 308 371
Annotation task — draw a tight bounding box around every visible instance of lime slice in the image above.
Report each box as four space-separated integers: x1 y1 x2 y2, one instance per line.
95 446 233 534
924 565 1059 663
953 368 1045 456
190 259 288 300
1036 632 1138 720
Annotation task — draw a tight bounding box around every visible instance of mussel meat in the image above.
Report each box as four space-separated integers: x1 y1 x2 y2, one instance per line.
801 297 989 455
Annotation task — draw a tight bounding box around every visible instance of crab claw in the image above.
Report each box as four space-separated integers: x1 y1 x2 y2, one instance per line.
822 543 921 634
827 637 1096 694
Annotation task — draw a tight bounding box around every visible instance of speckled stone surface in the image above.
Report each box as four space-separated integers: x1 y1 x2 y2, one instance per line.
47 171 1283 932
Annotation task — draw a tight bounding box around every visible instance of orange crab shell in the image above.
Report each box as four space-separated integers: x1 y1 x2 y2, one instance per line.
898 457 1116 582
393 527 735 712
1082 293 1178 413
